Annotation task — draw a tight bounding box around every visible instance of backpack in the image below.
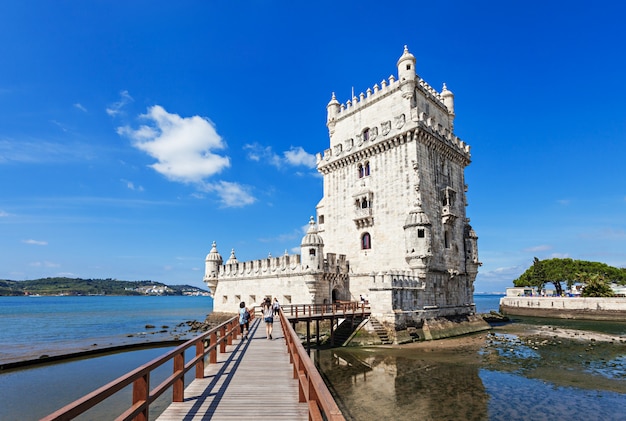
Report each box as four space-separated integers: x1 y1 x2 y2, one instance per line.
243 308 250 323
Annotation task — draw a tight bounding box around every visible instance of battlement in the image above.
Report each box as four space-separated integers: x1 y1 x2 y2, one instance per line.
215 251 348 280
317 112 470 168
333 75 446 121
370 270 427 289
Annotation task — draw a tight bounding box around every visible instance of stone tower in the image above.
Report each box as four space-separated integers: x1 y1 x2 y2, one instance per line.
204 46 485 339
315 46 483 335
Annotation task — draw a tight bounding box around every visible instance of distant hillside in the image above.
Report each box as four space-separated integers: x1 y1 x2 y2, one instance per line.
0 277 209 296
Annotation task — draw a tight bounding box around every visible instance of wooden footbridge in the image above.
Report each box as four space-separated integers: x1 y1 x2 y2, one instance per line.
41 303 369 421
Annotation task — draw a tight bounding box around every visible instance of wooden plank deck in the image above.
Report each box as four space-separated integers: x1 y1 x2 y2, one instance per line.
156 318 309 421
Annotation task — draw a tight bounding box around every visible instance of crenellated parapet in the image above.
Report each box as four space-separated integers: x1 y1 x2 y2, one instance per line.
369 270 427 289
327 73 447 123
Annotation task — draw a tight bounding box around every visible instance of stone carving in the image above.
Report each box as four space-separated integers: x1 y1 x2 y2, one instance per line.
381 120 391 136
395 114 405 129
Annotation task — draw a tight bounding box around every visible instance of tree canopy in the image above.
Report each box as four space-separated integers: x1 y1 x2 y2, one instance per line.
513 258 626 295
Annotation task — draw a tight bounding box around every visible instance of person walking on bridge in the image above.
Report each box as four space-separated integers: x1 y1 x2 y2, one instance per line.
272 297 280 316
262 298 274 340
239 301 250 340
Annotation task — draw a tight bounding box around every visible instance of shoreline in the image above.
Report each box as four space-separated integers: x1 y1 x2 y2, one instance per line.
0 339 185 371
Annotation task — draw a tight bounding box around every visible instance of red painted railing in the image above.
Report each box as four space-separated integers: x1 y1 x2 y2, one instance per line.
278 308 346 421
40 314 246 421
285 301 368 320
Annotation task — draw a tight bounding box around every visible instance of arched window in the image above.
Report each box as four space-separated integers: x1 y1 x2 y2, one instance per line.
361 232 371 250
358 164 364 178
364 161 370 176
363 128 370 141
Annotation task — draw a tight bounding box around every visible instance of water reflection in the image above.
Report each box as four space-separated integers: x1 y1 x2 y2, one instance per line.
314 332 626 421
315 348 489 420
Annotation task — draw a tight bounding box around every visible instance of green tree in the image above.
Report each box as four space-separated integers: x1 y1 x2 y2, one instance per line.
513 258 626 293
578 273 615 297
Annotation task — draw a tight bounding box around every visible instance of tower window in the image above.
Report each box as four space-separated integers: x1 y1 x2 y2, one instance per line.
363 128 370 141
361 232 371 250
444 230 450 249
418 229 425 238
357 162 371 178
319 215 324 224
309 248 316 256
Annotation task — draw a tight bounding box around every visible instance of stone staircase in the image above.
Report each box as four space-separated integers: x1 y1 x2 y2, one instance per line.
368 317 393 344
331 316 393 346
331 316 365 346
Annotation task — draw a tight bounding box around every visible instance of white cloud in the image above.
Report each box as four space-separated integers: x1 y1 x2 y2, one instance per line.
22 239 48 246
284 146 317 168
119 105 231 183
244 143 316 169
121 179 144 192
30 261 59 267
204 180 255 208
106 90 133 116
0 210 9 217
523 244 552 252
74 103 87 112
0 139 90 163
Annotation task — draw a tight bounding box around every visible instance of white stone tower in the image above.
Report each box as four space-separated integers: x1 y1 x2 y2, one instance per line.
315 45 482 332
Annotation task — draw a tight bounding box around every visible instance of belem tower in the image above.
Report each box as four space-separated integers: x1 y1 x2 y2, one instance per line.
204 46 488 341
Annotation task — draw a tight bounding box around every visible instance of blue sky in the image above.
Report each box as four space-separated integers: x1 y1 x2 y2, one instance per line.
1 1 625 293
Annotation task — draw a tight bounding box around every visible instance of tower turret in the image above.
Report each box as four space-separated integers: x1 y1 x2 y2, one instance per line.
464 221 481 277
397 45 416 99
403 204 433 273
441 83 455 128
300 216 324 272
326 92 340 137
203 241 223 296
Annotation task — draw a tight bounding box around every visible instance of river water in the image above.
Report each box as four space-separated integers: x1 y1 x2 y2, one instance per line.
1 295 625 420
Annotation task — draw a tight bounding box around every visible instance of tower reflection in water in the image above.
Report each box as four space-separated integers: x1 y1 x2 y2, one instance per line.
314 348 488 421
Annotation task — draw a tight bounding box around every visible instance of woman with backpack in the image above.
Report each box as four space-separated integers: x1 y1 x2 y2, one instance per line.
239 301 250 340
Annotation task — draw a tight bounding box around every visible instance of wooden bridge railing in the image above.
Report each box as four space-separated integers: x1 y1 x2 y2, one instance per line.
284 301 369 320
41 313 247 421
278 308 346 421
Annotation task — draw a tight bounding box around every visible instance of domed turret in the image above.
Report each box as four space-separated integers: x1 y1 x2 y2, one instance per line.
300 216 324 272
397 45 416 99
403 205 433 271
441 83 455 127
226 248 238 265
326 92 340 136
464 221 481 277
204 241 223 295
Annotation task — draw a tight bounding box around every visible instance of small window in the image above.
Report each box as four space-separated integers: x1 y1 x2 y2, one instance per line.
358 164 364 178
309 248 316 256
406 64 411 71
363 128 370 141
222 295 228 304
444 231 450 249
319 215 325 224
418 229 425 238
364 162 370 176
361 232 371 250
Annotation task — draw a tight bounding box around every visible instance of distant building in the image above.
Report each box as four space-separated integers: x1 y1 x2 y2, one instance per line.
204 46 486 340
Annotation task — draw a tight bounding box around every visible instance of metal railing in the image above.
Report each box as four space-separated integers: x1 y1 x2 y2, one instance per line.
41 314 245 421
